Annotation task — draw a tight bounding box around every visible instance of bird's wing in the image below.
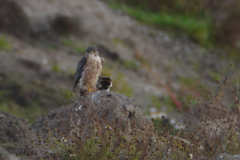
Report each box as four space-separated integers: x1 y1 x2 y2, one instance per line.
101 57 105 65
73 56 87 91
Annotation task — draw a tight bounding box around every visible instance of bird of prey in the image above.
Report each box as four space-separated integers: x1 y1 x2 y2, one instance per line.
73 46 112 96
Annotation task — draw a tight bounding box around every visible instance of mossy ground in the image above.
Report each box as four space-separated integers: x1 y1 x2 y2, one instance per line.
0 35 11 51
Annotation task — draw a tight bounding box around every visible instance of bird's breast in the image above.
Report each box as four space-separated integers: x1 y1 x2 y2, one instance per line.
84 55 102 82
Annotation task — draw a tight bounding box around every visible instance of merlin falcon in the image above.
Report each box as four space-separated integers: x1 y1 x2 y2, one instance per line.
73 46 112 96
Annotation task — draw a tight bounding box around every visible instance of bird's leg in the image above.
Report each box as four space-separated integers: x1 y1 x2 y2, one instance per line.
80 86 88 96
88 87 96 92
80 89 87 96
88 87 92 92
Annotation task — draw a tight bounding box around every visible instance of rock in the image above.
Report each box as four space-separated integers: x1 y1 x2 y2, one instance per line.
0 114 5 120
0 111 60 159
0 111 29 144
0 111 30 159
0 91 154 159
0 146 20 160
213 153 240 160
0 0 30 39
31 91 155 141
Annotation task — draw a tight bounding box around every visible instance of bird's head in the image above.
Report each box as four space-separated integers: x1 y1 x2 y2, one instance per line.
86 46 98 57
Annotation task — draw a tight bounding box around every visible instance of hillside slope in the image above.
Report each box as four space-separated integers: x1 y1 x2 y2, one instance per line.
0 0 239 121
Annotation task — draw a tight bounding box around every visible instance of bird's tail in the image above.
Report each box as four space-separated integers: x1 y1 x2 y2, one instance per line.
96 76 113 91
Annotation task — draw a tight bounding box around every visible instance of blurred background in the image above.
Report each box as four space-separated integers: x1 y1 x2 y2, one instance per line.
0 0 239 125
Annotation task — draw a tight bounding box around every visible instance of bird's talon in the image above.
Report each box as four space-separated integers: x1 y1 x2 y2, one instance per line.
88 87 98 92
88 87 92 92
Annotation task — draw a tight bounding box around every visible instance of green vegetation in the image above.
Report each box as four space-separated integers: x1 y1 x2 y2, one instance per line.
111 72 133 97
177 75 197 87
105 1 211 46
151 95 161 108
101 65 114 77
61 39 85 54
151 95 175 111
192 63 201 72
176 74 207 105
52 63 60 73
102 64 134 97
122 60 139 70
0 78 63 123
134 52 150 67
63 89 73 99
0 36 11 51
0 103 43 123
111 38 126 46
112 38 140 70
208 70 223 81
103 0 240 60
127 7 210 45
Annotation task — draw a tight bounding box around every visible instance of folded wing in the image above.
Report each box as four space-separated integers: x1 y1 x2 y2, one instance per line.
73 56 87 91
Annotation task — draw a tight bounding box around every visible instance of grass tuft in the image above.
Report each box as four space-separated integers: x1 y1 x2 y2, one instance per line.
0 35 11 51
122 60 139 70
61 39 85 54
52 63 60 73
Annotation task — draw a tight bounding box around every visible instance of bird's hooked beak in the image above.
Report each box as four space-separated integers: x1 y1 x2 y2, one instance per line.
90 50 98 56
